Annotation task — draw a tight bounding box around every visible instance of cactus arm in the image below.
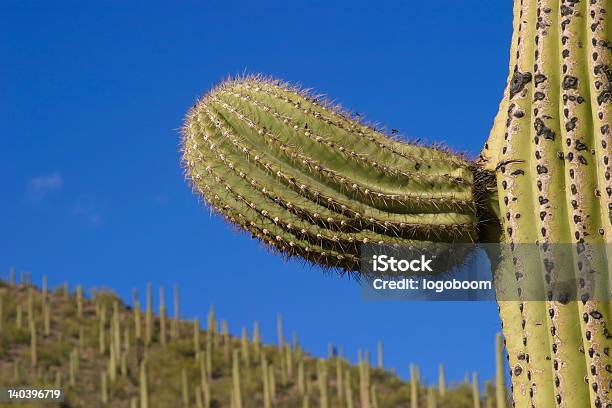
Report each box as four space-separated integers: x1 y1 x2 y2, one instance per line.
182 78 487 270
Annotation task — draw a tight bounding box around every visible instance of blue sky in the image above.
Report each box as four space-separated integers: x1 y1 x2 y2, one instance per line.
1 1 513 385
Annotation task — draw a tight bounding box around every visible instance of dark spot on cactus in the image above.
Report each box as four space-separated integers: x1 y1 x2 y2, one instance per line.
511 169 525 176
515 213 521 219
570 169 575 178
598 87 612 105
578 155 588 165
551 326 557 336
539 196 549 205
583 312 589 323
548 308 554 318
566 117 578 131
534 118 556 140
507 227 513 236
504 196 509 205
558 151 564 160
567 152 574 161
540 211 546 221
536 180 542 191
574 215 582 223
513 365 523 376
513 110 525 118
590 310 602 319
591 365 597 376
602 125 610 136
502 180 507 189
575 140 587 150
535 74 547 85
599 228 605 235
534 92 545 101
554 376 560 387
510 69 533 99
582 293 590 304
571 200 578 209
537 165 548 174
541 228 547 236
535 151 541 159
561 5 572 16
552 343 557 354
563 75 579 90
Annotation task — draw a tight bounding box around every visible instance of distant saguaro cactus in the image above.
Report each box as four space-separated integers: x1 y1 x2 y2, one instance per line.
181 0 611 406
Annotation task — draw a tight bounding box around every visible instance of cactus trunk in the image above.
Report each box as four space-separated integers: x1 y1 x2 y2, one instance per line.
481 0 612 406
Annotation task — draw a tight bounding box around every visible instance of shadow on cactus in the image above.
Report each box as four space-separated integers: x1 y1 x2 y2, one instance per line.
181 0 611 406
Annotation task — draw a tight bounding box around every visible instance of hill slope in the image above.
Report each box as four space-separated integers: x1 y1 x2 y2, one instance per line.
0 273 506 407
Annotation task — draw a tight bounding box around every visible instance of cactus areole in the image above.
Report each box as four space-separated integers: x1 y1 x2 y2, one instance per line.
182 0 611 406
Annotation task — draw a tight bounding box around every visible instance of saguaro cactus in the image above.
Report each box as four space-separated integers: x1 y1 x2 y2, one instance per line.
181 1 611 406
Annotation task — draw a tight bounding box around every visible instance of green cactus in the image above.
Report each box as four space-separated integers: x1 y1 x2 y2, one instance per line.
262 356 272 408
317 359 329 408
438 363 446 397
232 349 243 408
139 359 149 408
181 0 612 406
172 284 180 340
194 317 201 354
494 333 506 408
159 286 166 346
410 363 419 408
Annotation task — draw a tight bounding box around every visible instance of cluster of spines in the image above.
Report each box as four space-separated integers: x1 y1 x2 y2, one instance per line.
182 76 481 270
